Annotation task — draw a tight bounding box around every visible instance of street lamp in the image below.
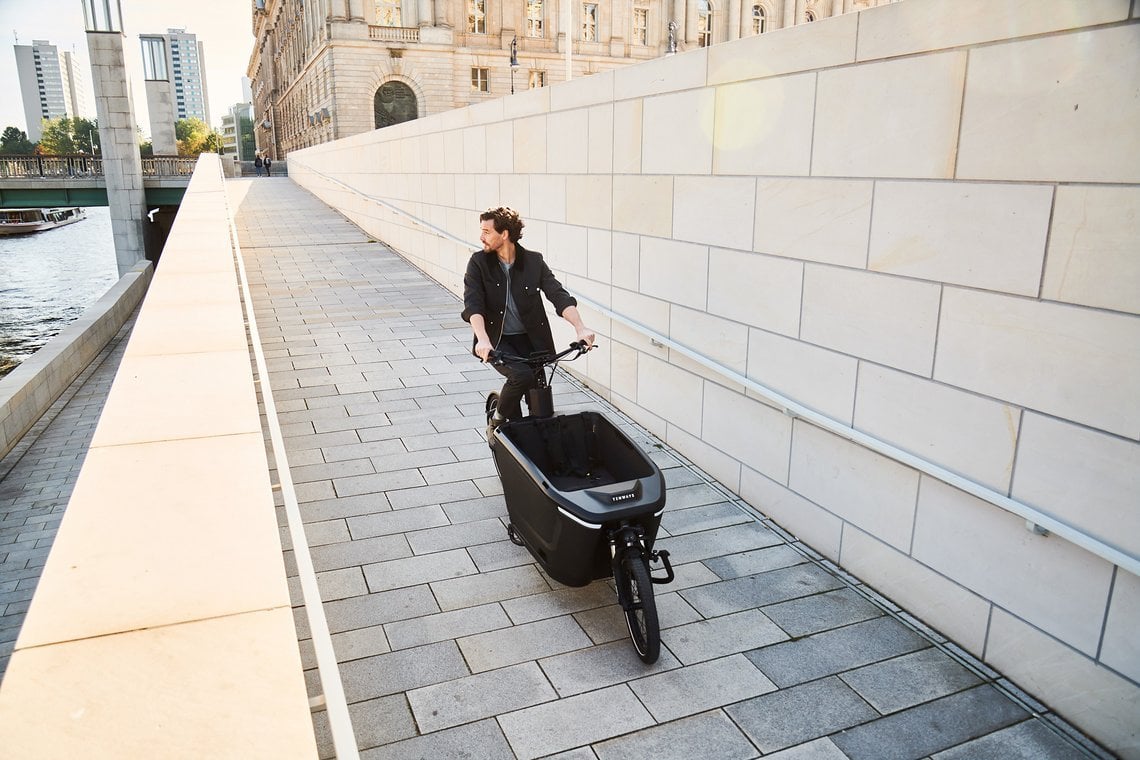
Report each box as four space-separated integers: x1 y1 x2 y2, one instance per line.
510 35 519 94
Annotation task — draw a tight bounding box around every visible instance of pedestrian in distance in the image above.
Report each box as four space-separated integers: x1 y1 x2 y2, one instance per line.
264 156 272 176
254 153 263 176
462 206 595 441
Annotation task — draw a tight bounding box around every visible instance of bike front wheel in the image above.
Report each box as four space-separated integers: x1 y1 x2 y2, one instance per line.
615 546 660 664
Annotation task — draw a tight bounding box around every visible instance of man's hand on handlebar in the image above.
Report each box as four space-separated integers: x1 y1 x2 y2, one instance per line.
475 338 494 362
575 326 596 350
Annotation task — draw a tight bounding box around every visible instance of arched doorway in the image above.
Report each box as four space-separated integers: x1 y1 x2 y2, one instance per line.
374 81 418 129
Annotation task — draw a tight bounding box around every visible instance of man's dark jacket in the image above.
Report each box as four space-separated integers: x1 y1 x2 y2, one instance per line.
461 243 577 357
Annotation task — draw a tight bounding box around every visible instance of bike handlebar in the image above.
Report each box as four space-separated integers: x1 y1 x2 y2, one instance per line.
487 341 594 367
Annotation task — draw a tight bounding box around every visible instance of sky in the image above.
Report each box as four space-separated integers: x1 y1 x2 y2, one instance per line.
0 0 255 136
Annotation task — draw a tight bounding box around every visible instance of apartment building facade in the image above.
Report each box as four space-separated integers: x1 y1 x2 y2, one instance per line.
14 40 91 142
139 28 212 125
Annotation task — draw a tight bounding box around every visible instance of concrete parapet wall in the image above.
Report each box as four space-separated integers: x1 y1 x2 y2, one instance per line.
287 1 1140 754
0 154 317 757
0 261 152 463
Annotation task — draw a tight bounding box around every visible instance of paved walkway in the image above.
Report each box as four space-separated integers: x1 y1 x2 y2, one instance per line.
0 178 1110 758
229 178 1110 760
0 314 134 679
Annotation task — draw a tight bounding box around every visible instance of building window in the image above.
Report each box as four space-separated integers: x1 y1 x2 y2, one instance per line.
528 70 545 88
752 4 766 34
471 67 489 92
468 0 486 33
526 0 544 37
633 8 648 45
698 0 713 47
375 0 402 27
582 3 598 42
141 37 168 80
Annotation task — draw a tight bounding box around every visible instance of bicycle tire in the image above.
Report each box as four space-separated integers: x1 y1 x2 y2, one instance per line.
616 546 660 664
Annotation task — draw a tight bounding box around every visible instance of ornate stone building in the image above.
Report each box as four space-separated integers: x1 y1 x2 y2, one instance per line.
248 0 895 159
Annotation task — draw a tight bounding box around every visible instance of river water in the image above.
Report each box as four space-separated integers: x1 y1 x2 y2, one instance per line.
0 207 118 379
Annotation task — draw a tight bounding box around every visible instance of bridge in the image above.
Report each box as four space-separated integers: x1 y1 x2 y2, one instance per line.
0 155 197 207
0 1 1136 758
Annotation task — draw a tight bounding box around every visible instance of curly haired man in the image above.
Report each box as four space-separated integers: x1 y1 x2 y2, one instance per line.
461 207 595 440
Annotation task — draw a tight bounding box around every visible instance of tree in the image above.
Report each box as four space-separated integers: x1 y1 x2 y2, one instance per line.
0 126 35 154
174 117 222 157
38 116 77 154
72 117 100 154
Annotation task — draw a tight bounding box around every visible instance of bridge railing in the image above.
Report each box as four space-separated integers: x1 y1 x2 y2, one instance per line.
0 154 199 179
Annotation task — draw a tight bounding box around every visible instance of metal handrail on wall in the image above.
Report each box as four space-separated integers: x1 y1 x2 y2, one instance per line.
299 166 1140 579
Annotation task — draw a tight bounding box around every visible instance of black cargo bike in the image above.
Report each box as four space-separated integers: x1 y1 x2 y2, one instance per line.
485 342 675 663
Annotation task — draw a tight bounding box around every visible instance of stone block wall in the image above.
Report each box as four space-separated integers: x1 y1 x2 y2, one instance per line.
287 1 1140 754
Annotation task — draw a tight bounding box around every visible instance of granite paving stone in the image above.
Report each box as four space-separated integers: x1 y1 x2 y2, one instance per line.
440 495 507 524
830 685 1030 760
629 653 777 723
931 718 1090 760
362 547 478 592
702 544 809 580
659 502 754 535
681 562 846 617
726 676 880 753
340 694 419 753
385 481 484 510
330 624 391 662
429 564 552 611
457 615 594 672
592 710 759 760
310 533 411 573
358 718 514 760
346 505 451 539
498 684 656 760
407 662 557 733
762 737 850 759
501 582 619 625
465 539 534 573
405 518 506 554
654 522 785 564
538 638 681 697
838 646 983 714
761 587 885 638
333 469 428 498
663 608 789 665
384 603 511 651
323 586 441 634
315 566 369 601
298 519 352 547
747 615 932 688
302 493 393 522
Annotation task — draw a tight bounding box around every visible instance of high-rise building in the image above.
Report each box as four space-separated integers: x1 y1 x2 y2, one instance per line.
139 28 211 125
14 40 92 142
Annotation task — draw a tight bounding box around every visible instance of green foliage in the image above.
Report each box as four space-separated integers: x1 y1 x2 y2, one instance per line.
0 126 35 154
38 117 76 153
34 116 100 154
71 117 100 154
139 140 154 158
174 117 223 157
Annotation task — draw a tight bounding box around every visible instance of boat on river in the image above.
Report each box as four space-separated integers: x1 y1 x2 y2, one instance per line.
0 207 87 235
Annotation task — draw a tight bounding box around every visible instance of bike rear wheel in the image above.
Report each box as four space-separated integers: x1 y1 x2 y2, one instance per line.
615 546 660 663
